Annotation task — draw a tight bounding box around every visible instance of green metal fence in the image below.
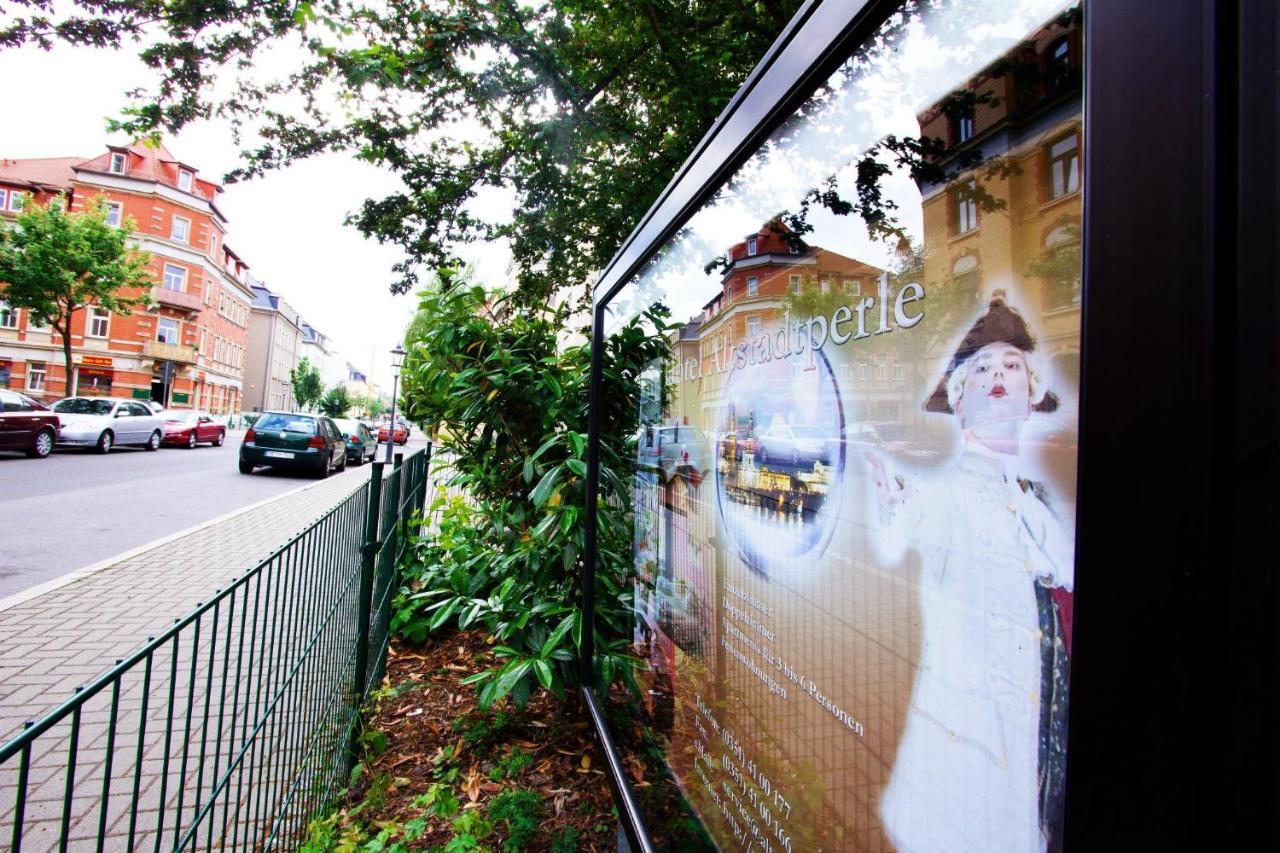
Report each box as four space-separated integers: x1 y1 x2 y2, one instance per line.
0 446 432 852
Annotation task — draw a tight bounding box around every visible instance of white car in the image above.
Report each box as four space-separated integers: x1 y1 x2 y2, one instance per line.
52 397 166 453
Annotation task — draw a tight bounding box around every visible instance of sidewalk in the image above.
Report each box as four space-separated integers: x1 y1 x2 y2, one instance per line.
0 468 372 745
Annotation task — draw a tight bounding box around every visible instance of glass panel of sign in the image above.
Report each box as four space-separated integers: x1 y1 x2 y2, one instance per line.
600 1 1083 849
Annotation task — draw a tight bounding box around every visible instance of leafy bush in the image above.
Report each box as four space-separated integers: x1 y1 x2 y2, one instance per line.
394 278 671 708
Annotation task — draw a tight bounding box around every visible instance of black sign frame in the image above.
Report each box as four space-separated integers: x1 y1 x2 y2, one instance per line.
582 1 1279 848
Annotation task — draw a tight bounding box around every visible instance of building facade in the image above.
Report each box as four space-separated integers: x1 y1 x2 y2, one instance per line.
243 279 302 412
0 143 255 412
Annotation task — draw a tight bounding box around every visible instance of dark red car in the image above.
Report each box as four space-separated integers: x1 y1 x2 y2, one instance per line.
0 389 59 458
161 410 227 448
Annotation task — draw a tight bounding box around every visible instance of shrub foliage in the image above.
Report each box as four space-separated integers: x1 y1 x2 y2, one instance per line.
394 280 670 709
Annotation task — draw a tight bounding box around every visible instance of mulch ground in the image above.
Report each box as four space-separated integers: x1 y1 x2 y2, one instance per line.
338 629 620 851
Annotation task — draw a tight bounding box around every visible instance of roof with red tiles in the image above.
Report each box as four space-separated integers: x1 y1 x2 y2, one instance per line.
0 156 83 190
75 142 223 201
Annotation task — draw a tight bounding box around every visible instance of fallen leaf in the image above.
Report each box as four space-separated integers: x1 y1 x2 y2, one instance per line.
464 768 482 803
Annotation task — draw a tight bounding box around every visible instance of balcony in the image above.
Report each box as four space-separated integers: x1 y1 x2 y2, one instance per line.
151 286 202 313
144 340 197 364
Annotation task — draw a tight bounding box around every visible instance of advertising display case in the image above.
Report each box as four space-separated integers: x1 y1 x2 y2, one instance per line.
583 1 1278 851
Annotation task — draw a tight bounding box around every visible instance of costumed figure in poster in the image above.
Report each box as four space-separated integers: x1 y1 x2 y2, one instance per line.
874 293 1073 853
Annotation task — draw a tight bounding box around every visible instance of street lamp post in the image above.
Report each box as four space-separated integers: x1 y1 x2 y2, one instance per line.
385 345 406 463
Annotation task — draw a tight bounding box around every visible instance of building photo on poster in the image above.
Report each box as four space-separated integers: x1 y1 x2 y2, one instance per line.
609 1 1082 850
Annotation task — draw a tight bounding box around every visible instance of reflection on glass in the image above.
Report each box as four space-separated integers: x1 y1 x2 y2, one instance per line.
608 2 1083 850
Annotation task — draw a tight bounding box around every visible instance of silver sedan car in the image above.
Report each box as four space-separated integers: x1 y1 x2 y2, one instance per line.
52 397 166 453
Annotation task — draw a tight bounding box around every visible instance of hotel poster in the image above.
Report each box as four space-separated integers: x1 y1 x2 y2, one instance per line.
610 2 1083 850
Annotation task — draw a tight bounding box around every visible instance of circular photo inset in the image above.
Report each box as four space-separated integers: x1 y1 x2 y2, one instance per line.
713 347 846 576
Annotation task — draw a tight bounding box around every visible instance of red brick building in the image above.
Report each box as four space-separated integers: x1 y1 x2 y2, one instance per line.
0 142 255 413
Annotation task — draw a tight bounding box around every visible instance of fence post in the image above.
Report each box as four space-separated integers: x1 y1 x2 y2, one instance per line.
417 441 433 518
352 460 386 708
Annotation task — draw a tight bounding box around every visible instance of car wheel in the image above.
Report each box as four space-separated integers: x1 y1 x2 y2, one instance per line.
186 432 198 449
213 432 225 447
316 457 331 479
337 454 347 473
145 430 162 451
238 460 255 474
96 430 114 454
27 428 55 459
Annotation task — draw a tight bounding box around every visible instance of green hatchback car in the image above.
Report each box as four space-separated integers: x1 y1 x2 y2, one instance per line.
239 411 347 477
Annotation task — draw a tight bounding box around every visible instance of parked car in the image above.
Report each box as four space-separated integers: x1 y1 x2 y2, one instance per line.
239 411 347 477
162 410 227 448
822 422 885 463
52 397 164 453
756 423 833 467
717 429 759 462
636 424 710 481
0 390 60 458
334 418 376 465
377 423 408 445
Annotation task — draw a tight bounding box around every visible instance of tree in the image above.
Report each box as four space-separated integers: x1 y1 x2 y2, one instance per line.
318 384 353 417
0 0 805 303
0 196 152 398
289 357 324 411
364 396 387 418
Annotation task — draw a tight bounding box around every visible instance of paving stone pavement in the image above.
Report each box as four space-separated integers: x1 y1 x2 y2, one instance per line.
0 455 431 851
0 468 374 745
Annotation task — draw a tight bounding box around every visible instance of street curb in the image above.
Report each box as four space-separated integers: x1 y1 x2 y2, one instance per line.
0 473 347 615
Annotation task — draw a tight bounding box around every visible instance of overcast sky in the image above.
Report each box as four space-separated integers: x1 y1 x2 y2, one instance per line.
0 43 513 392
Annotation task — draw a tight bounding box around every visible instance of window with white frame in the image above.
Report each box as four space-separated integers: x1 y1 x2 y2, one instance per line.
87 307 110 338
109 152 126 174
955 114 975 143
105 203 122 228
746 237 757 256
788 243 800 254
1048 133 1080 199
0 189 7 210
955 181 979 234
875 357 887 380
157 317 181 344
0 301 16 330
26 362 46 391
162 264 187 291
8 192 24 212
892 361 905 380
747 276 759 297
26 311 50 332
857 361 869 380
746 316 761 337
820 277 830 294
171 216 191 243
178 170 194 192
848 279 861 296
790 274 801 294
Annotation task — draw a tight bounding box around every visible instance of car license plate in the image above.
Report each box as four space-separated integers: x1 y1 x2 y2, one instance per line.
265 451 294 459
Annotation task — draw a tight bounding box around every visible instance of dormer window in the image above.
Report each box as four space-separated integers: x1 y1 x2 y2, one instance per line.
178 170 194 192
109 153 126 174
746 237 758 257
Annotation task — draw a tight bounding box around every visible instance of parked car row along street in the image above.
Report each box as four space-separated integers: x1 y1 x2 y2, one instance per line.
2 392 404 481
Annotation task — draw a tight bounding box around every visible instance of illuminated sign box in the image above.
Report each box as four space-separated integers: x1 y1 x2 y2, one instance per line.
582 0 1277 849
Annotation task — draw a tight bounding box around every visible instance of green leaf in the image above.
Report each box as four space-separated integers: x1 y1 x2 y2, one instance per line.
459 670 492 686
521 455 534 484
529 466 561 508
565 458 587 477
532 658 553 690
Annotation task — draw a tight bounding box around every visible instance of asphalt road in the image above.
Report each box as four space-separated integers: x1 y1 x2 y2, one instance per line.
0 430 426 599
